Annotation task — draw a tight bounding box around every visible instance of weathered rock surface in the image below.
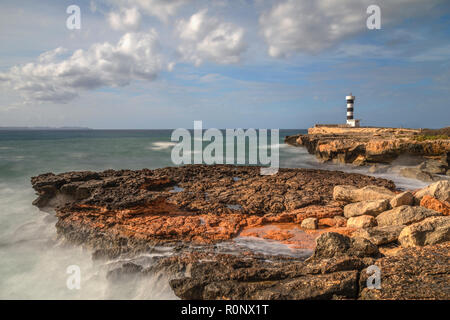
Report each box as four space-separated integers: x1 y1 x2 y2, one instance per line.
311 232 379 260
398 216 450 247
333 185 395 203
333 216 348 227
376 205 442 227
301 218 317 230
414 180 450 203
420 195 450 216
318 216 347 227
347 215 377 229
285 127 450 165
168 232 380 300
168 253 364 300
390 191 414 208
344 199 390 218
31 165 395 258
400 167 440 183
359 243 450 299
418 159 447 174
30 165 450 300
352 225 405 246
165 235 449 300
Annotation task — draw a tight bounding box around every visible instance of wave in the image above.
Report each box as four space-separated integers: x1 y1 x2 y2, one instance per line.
149 142 177 151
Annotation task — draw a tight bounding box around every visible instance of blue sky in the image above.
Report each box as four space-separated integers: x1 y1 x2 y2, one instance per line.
0 0 449 129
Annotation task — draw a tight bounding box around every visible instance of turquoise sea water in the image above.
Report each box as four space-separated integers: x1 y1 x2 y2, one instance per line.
0 130 427 299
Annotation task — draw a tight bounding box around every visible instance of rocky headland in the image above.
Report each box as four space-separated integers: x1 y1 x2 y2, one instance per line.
285 126 450 182
31 165 450 299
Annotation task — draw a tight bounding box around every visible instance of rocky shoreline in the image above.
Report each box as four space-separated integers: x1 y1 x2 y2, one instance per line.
31 165 450 299
285 127 450 183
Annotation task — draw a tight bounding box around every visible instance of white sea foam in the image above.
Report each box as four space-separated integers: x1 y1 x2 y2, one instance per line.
0 182 177 299
149 141 177 151
258 143 287 150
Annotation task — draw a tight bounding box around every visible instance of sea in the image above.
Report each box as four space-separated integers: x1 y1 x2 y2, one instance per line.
0 129 428 299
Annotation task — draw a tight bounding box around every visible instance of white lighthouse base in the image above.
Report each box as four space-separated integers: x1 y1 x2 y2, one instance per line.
346 119 360 127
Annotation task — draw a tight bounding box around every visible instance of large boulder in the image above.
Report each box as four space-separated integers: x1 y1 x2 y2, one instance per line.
398 216 450 247
390 191 414 208
376 205 442 227
352 225 405 246
333 185 395 203
347 215 377 229
420 195 450 216
312 232 378 259
313 232 350 259
414 180 450 203
344 199 389 218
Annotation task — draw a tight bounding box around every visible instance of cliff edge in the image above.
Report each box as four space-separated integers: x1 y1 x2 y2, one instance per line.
285 126 450 167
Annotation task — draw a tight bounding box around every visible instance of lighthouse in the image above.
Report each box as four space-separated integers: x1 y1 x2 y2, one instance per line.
346 94 360 127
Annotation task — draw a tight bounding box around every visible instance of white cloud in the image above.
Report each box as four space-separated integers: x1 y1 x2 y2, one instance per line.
108 7 141 30
108 0 189 22
37 47 68 63
259 0 444 58
176 9 247 66
0 30 163 103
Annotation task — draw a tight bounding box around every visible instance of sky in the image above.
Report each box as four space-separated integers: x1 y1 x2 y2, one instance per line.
0 0 449 129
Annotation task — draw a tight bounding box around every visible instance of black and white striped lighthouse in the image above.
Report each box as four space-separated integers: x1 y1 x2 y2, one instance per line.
346 94 359 127
346 94 355 122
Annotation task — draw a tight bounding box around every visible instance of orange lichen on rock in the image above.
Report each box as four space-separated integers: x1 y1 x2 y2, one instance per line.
240 223 317 249
420 195 450 216
58 201 352 247
318 218 336 227
58 200 249 244
239 221 356 250
290 205 344 223
32 165 395 254
257 205 344 225
305 227 356 238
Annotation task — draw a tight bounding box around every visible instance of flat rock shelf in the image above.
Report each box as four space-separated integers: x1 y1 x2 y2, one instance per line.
30 164 450 300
